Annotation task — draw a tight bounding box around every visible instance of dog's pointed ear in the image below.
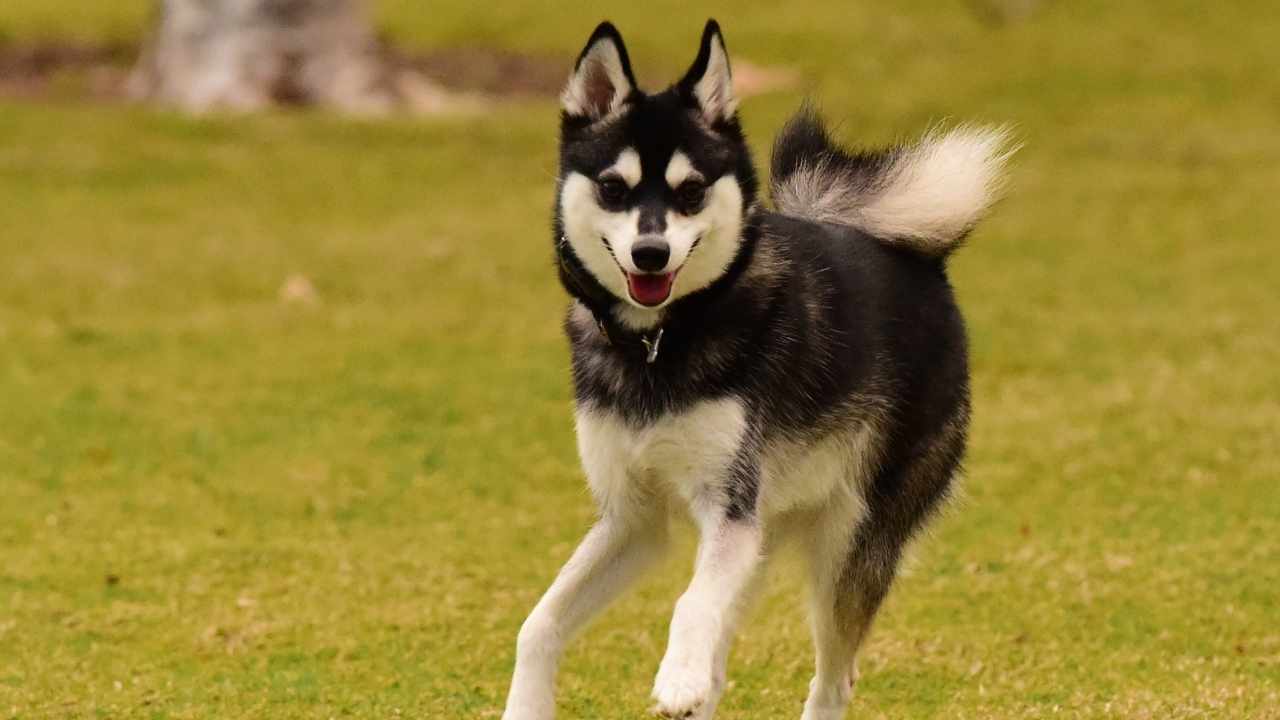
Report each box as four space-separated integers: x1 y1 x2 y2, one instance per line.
679 19 737 124
562 22 637 120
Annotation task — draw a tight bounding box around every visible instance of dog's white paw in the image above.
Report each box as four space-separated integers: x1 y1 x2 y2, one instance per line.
799 707 846 720
502 685 555 720
651 649 717 718
799 671 854 720
502 700 554 720
504 642 557 720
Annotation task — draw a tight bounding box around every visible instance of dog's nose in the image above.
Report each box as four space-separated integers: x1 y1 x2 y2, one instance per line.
631 237 670 273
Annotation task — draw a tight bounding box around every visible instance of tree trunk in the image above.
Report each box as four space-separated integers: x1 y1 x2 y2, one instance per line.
130 0 436 113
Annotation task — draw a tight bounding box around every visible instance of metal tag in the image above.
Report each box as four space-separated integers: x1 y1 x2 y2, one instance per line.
641 328 664 364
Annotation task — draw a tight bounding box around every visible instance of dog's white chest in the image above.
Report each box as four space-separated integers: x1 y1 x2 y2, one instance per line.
575 398 748 511
575 398 881 521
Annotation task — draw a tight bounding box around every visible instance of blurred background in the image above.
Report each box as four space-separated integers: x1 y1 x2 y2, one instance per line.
1 1 1277 717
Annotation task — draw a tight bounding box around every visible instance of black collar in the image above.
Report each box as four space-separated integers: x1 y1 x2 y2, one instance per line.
595 315 665 364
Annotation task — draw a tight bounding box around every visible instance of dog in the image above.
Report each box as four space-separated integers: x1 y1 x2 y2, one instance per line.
502 19 1012 720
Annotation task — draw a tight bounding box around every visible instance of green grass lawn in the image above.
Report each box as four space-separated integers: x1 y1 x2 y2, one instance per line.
2 1 1278 718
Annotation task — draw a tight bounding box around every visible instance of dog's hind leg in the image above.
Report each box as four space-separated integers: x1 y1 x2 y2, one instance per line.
801 518 894 720
801 417 965 720
504 510 668 720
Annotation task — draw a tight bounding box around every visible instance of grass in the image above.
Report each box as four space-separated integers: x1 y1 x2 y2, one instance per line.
2 1 1279 718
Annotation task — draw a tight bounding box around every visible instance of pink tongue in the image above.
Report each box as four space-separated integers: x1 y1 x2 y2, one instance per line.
627 273 675 306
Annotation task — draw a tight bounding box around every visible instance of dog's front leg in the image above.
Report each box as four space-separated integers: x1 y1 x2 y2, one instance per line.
652 504 764 719
503 513 667 720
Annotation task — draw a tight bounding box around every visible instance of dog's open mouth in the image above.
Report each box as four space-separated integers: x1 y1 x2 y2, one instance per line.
626 272 676 307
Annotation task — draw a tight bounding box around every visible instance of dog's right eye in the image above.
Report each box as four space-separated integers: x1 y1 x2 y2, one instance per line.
597 178 628 204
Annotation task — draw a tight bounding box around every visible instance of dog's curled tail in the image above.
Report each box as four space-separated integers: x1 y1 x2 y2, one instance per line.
770 107 1016 258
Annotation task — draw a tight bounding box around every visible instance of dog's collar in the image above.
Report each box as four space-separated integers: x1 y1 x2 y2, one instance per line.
558 235 666 364
595 318 664 363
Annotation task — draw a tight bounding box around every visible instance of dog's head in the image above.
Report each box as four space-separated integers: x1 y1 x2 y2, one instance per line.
555 20 757 325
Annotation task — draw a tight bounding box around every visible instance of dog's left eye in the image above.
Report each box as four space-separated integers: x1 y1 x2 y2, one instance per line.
676 180 706 210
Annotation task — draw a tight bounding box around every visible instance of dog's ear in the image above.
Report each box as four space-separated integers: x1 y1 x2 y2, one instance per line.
562 22 637 120
678 19 737 125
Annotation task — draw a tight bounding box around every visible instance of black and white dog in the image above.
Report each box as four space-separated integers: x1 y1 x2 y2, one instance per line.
503 20 1012 720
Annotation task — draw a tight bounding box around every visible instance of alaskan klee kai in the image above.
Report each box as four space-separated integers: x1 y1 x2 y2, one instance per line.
503 19 1013 720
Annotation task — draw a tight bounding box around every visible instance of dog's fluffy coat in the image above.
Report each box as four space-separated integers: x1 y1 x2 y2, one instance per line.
503 20 1012 720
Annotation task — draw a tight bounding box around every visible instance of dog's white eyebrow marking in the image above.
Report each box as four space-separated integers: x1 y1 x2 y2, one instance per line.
665 151 703 188
602 148 642 188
